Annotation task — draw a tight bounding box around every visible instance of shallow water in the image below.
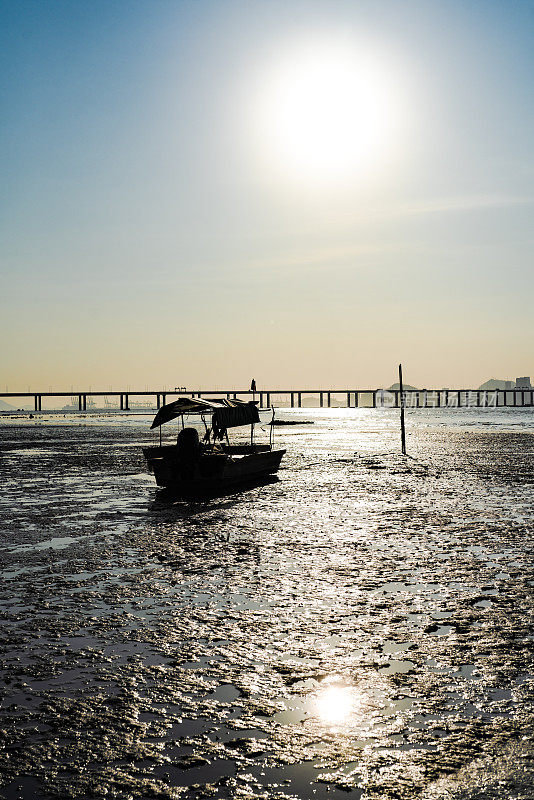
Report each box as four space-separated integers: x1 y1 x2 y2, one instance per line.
0 408 533 799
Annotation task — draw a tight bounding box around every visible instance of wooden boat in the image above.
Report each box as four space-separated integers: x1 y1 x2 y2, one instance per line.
143 397 285 495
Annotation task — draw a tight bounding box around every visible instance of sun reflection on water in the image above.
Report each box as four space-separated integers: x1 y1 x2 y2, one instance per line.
314 678 363 728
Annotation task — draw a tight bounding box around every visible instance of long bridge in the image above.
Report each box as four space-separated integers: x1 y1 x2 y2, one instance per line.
1 387 533 411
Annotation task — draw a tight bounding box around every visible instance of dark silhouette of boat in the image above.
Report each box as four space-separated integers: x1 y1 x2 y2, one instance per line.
143 397 285 495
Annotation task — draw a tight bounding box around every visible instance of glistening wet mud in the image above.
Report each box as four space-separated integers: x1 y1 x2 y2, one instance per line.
0 408 533 799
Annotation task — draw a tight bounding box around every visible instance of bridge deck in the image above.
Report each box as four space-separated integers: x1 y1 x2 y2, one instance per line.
1 388 533 411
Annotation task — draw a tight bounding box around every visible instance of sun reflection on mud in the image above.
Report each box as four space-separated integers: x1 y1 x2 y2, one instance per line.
314 679 359 727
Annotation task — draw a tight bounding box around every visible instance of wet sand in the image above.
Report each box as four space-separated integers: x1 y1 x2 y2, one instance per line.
0 408 533 799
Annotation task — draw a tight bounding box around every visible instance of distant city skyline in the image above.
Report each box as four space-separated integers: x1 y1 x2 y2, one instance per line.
1 0 533 390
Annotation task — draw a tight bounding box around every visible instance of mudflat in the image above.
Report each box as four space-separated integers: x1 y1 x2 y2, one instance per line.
0 408 532 799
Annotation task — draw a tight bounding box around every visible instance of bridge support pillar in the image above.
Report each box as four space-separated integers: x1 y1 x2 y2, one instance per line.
266 393 270 407
124 394 129 411
372 391 376 408
320 392 323 408
327 392 331 407
298 392 301 408
162 393 166 406
156 394 161 409
290 392 294 408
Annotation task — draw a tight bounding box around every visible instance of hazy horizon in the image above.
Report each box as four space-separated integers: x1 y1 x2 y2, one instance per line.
2 0 533 391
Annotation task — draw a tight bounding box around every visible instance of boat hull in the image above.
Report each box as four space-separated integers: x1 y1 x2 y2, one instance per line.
145 448 285 495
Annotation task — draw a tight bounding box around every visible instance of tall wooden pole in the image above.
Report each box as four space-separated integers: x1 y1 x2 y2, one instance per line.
399 363 407 456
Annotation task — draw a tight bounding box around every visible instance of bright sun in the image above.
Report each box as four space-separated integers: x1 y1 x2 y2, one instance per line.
254 36 405 186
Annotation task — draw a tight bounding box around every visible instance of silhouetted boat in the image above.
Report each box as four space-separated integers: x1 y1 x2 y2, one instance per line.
143 397 285 495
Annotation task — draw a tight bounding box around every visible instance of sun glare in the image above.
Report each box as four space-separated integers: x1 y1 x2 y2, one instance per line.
254 36 406 187
315 684 354 726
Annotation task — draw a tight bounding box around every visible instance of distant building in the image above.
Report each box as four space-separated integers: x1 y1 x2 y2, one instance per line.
515 376 532 389
479 377 533 390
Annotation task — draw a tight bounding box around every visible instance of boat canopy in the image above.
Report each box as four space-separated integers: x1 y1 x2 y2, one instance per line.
150 397 259 429
212 403 260 432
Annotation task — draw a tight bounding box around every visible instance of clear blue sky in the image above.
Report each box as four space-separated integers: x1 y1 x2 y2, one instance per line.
2 0 533 390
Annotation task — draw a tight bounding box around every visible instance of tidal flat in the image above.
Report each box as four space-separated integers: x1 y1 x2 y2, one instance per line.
0 408 533 799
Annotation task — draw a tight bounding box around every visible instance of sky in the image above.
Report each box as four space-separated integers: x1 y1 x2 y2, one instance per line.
1 0 533 392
